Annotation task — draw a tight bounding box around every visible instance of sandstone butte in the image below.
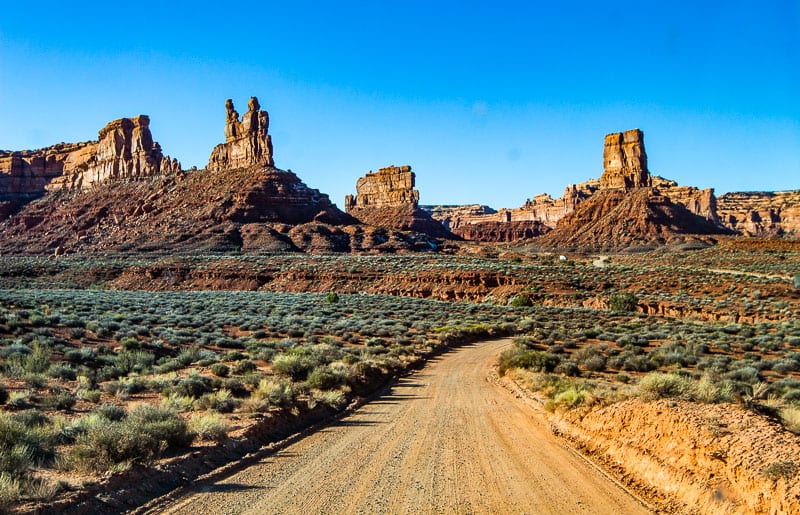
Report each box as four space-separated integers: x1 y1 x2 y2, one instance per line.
0 97 446 255
344 165 453 239
423 128 800 243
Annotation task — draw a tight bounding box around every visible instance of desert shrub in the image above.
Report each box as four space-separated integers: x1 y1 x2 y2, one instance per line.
47 363 77 381
194 389 237 413
497 347 560 376
0 385 7 405
93 403 126 421
233 360 257 375
173 375 211 398
69 405 192 471
272 352 316 381
210 363 230 377
189 413 228 442
313 389 348 409
510 293 533 307
42 391 77 411
325 292 340 304
307 366 343 390
609 292 638 312
793 274 800 290
554 360 580 376
637 373 695 401
780 406 800 435
253 378 295 408
761 461 798 482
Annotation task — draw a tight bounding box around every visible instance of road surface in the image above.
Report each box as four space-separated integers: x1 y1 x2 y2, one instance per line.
150 339 649 514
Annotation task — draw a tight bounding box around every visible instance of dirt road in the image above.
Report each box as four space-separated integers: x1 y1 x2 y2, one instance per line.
150 339 650 514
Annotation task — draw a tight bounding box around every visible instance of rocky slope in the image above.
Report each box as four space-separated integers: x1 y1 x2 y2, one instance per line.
345 165 453 238
535 187 727 250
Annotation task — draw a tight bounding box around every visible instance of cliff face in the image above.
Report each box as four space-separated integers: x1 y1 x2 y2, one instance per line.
0 116 180 219
717 191 800 236
345 165 453 239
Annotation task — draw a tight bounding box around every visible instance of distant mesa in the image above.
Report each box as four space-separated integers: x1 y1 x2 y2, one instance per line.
345 165 454 239
208 96 274 171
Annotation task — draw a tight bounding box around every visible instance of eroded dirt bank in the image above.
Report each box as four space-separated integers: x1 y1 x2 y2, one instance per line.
143 339 648 514
552 398 800 514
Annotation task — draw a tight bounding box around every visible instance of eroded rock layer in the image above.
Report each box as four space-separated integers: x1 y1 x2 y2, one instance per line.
717 190 800 236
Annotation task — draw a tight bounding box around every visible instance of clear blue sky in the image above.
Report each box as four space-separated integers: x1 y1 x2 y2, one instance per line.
1 1 798 208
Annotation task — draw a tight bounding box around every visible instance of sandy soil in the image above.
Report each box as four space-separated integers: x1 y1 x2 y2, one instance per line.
146 339 649 514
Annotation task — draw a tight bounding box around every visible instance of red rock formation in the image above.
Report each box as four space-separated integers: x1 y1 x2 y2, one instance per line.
346 165 453 239
451 220 550 242
717 190 800 236
207 97 274 171
421 204 497 230
0 116 180 219
600 129 651 190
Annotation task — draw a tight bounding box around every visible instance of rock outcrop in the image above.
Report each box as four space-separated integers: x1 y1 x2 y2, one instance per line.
600 129 651 190
717 190 800 236
207 97 274 171
345 166 453 238
421 204 497 231
0 116 180 219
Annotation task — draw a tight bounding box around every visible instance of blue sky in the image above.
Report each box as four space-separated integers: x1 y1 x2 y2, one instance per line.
1 1 797 208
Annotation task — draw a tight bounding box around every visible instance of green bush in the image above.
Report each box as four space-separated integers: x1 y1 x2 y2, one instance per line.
189 413 228 442
498 347 560 376
210 363 230 377
325 292 340 304
510 293 533 307
609 292 638 312
637 373 695 401
272 352 316 381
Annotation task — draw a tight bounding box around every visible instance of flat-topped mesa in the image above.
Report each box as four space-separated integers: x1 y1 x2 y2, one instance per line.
345 165 452 238
345 165 419 211
600 128 651 190
208 97 274 171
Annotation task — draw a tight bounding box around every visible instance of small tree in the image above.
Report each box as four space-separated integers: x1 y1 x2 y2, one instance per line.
325 291 339 304
609 292 638 312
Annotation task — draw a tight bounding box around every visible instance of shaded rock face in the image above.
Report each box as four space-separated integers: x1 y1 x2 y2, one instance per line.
345 165 453 239
451 220 551 242
717 190 800 236
208 97 274 171
0 116 180 219
600 129 651 190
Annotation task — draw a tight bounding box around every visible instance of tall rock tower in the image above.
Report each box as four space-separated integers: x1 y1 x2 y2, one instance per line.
600 128 651 190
